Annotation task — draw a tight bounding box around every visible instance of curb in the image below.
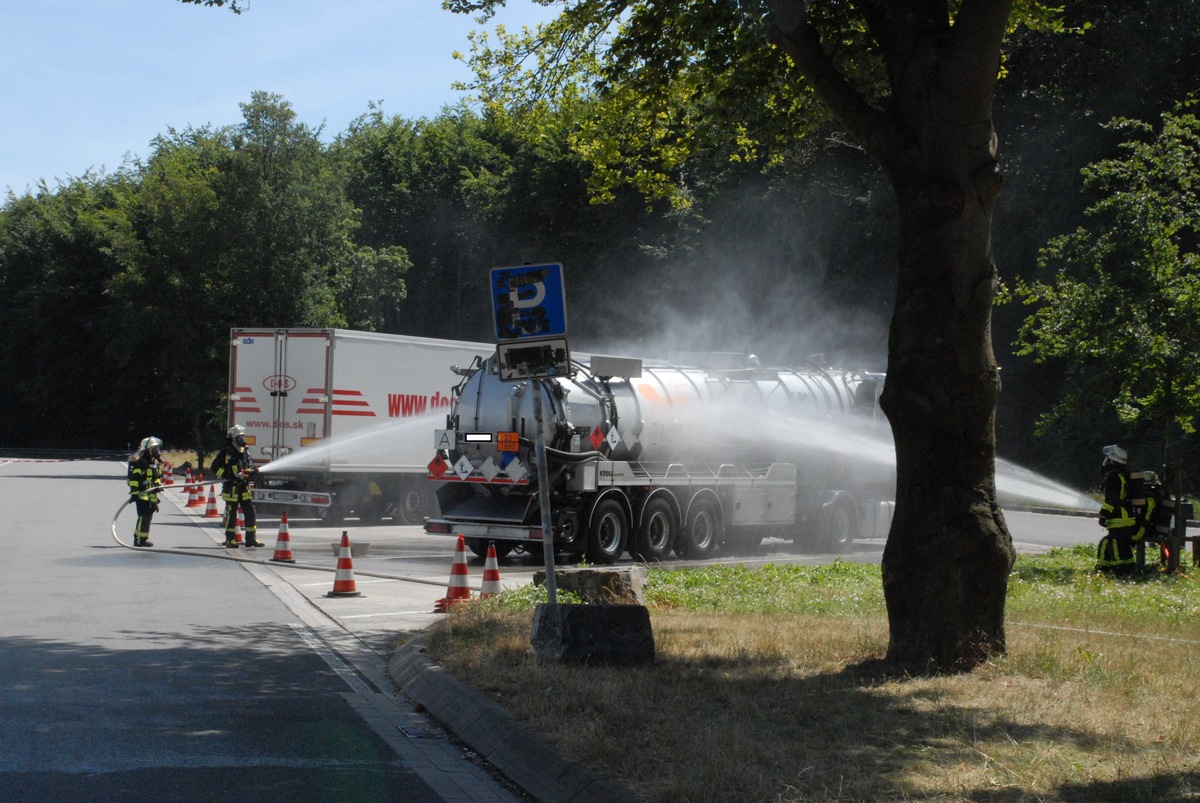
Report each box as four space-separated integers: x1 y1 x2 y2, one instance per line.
388 637 645 803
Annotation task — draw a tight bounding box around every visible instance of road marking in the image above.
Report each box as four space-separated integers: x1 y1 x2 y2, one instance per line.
340 610 436 619
288 622 374 695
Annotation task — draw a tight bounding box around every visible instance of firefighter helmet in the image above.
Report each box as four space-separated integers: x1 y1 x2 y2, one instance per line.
1102 444 1128 466
227 424 247 447
139 436 162 457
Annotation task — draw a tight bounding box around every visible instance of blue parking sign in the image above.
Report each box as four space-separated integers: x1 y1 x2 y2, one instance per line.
491 263 568 341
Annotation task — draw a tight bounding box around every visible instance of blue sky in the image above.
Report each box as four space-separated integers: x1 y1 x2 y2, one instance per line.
1 0 557 195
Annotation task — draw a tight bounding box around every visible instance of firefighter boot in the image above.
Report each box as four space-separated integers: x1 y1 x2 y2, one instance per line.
134 535 153 548
245 530 265 548
224 536 240 549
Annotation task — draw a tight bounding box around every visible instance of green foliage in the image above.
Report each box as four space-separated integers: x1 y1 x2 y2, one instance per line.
450 2 1063 210
1007 543 1199 626
0 174 141 446
0 92 407 452
477 583 584 610
646 560 885 615
471 547 1196 629
1013 110 1200 443
176 0 244 12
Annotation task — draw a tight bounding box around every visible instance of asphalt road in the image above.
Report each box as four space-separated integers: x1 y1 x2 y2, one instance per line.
0 458 1107 801
0 459 519 803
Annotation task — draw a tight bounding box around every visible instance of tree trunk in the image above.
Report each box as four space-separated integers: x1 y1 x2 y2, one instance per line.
878 148 1015 672
767 0 1019 672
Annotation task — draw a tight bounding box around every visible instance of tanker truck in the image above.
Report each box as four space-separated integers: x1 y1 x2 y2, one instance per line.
424 351 895 561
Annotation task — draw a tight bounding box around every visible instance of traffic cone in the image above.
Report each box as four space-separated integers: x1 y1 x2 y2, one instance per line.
480 542 503 599
435 534 472 612
205 486 221 518
186 482 201 508
326 531 362 597
270 512 295 563
163 463 174 485
235 509 245 545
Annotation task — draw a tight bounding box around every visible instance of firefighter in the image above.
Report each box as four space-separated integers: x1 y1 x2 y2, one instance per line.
127 436 164 547
210 424 263 548
1096 444 1138 574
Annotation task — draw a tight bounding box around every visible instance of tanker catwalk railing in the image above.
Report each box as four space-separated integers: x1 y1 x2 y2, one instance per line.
613 462 791 483
109 482 469 590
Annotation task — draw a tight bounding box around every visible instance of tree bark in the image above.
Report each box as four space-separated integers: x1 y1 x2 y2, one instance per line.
880 167 1014 672
772 0 1017 671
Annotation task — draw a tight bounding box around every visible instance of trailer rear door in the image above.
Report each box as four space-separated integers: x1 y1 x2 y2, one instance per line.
229 329 332 467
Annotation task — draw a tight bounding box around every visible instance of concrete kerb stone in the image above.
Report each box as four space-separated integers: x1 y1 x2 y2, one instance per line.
388 637 644 803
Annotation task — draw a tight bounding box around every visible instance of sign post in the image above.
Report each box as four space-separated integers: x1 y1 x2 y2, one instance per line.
490 263 568 605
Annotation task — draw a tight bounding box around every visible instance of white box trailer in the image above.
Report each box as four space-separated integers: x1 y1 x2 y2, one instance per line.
228 328 492 523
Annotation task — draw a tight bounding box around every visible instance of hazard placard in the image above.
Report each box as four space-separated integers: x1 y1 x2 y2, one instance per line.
498 431 519 452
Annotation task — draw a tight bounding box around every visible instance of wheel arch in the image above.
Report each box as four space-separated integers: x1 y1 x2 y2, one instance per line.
636 488 681 530
587 488 633 532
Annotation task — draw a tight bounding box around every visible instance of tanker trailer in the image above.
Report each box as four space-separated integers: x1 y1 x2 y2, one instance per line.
424 353 894 563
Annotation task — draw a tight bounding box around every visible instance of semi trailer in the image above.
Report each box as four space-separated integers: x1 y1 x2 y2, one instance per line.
424 351 895 560
227 328 491 522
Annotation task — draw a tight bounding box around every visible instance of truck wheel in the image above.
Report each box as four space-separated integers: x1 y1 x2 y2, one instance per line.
554 510 583 555
823 501 856 554
677 499 720 560
395 482 429 525
631 498 675 562
587 499 628 565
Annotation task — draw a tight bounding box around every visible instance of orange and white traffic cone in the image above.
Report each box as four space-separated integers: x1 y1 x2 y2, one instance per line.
235 509 245 545
480 542 503 599
326 531 362 597
269 512 295 563
186 481 201 508
435 534 472 612
163 463 174 486
205 486 221 519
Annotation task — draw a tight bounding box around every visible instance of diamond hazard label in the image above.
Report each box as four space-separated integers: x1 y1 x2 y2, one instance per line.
453 455 474 480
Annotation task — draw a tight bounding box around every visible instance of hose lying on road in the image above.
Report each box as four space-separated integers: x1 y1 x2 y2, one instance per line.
110 483 462 590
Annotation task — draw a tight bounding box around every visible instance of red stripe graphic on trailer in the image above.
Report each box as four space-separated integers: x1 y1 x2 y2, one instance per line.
234 389 262 414
296 388 328 415
331 389 376 417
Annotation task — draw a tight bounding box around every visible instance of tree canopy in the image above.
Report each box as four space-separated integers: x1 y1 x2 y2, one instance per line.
1013 110 1200 466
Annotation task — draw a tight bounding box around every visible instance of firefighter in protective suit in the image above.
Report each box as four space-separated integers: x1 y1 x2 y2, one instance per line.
128 436 164 547
1096 444 1138 574
210 425 263 548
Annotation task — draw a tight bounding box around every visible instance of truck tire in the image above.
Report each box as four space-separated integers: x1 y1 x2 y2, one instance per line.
395 480 430 525
554 510 583 555
677 499 720 560
823 500 856 554
631 497 676 562
587 499 628 565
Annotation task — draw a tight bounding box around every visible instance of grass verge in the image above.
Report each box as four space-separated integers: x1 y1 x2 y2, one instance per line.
422 545 1200 802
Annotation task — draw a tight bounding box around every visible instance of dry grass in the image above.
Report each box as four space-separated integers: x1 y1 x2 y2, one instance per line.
423 553 1200 802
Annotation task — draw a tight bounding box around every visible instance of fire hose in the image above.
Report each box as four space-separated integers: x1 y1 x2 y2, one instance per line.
110 481 460 589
